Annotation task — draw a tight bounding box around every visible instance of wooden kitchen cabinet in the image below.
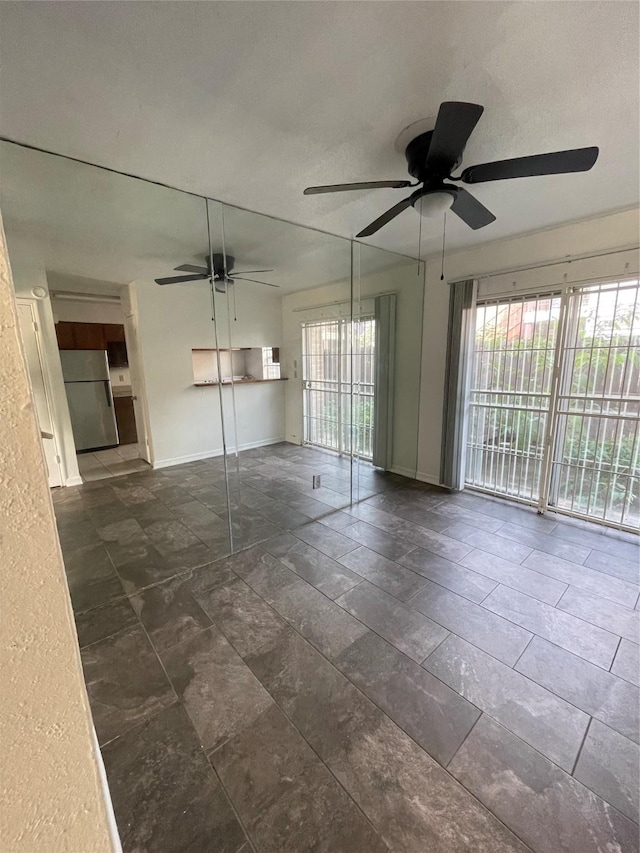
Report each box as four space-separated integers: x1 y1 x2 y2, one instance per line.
103 323 126 344
55 322 75 349
71 322 106 349
56 321 105 350
55 321 128 358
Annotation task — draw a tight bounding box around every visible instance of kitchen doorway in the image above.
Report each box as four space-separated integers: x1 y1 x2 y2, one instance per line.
52 289 149 481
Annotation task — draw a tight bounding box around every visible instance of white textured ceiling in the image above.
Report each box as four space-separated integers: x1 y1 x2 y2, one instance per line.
0 1 638 258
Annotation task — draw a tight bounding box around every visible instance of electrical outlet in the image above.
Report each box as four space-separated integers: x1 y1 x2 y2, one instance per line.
119 374 124 382
312 474 321 489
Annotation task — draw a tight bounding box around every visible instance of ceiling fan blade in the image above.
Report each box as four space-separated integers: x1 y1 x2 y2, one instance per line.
230 269 274 276
304 180 413 195
426 101 484 173
232 276 280 288
449 187 496 230
355 196 414 238
174 263 210 274
460 146 599 183
155 273 208 285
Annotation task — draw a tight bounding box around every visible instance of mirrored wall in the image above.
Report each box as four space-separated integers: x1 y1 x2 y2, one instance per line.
1 139 425 567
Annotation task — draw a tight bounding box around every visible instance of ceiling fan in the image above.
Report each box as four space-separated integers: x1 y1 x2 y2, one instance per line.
304 101 599 238
155 253 278 292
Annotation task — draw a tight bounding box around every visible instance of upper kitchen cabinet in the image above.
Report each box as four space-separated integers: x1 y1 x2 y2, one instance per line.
102 323 126 344
56 321 105 350
54 321 75 349
103 324 128 366
55 321 128 365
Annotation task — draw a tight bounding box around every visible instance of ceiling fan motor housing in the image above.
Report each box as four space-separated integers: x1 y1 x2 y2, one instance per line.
405 131 460 184
211 253 235 276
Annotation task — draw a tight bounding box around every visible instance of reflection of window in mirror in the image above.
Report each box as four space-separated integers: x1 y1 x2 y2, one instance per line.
262 346 281 379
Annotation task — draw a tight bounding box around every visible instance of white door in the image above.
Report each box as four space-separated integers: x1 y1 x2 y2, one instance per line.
16 301 63 487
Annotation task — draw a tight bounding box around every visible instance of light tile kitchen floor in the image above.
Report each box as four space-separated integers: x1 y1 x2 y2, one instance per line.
53 443 639 853
77 443 150 482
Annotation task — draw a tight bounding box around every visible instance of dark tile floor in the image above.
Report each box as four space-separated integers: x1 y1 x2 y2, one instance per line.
52 443 640 853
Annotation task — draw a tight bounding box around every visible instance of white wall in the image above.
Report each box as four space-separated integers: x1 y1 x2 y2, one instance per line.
0 220 116 853
282 259 424 478
417 207 640 484
134 278 285 468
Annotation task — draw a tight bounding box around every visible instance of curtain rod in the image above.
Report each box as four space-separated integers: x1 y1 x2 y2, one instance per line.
449 244 639 284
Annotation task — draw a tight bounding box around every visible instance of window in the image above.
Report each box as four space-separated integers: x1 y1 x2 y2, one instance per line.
466 279 640 530
466 293 562 502
302 317 375 458
262 347 281 380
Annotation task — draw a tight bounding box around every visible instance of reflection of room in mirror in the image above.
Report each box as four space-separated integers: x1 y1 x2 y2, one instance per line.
0 138 425 524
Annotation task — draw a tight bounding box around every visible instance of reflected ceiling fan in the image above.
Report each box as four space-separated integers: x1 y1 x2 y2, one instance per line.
155 253 278 292
304 101 599 237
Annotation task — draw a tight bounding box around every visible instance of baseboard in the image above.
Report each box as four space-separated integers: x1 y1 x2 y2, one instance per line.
415 470 447 488
388 464 419 480
152 437 285 470
65 475 83 487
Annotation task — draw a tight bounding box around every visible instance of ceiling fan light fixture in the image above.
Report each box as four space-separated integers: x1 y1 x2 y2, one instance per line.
414 192 453 219
214 275 232 293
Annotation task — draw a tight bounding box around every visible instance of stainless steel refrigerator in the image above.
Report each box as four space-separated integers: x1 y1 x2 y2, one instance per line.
60 350 119 451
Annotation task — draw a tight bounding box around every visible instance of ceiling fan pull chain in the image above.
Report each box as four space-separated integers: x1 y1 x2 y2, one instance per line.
233 284 237 322
440 211 447 281
417 197 423 276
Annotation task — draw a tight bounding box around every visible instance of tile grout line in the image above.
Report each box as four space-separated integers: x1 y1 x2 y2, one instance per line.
512 633 536 670
608 635 623 673
570 715 593 777
444 710 483 771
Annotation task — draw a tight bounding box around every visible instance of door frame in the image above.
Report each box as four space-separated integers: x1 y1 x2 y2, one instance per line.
16 298 64 487
121 284 153 464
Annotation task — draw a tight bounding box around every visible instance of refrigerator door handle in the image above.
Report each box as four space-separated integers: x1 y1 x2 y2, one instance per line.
104 380 113 408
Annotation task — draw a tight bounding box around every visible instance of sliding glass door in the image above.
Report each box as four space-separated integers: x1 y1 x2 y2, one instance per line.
302 317 375 459
546 279 639 528
466 293 562 502
466 279 640 531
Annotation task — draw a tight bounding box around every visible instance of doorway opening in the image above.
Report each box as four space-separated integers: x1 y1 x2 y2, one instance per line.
466 278 640 531
52 288 149 482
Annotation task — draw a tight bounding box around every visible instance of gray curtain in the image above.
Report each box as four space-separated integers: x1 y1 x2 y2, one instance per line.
440 279 477 489
372 294 396 469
